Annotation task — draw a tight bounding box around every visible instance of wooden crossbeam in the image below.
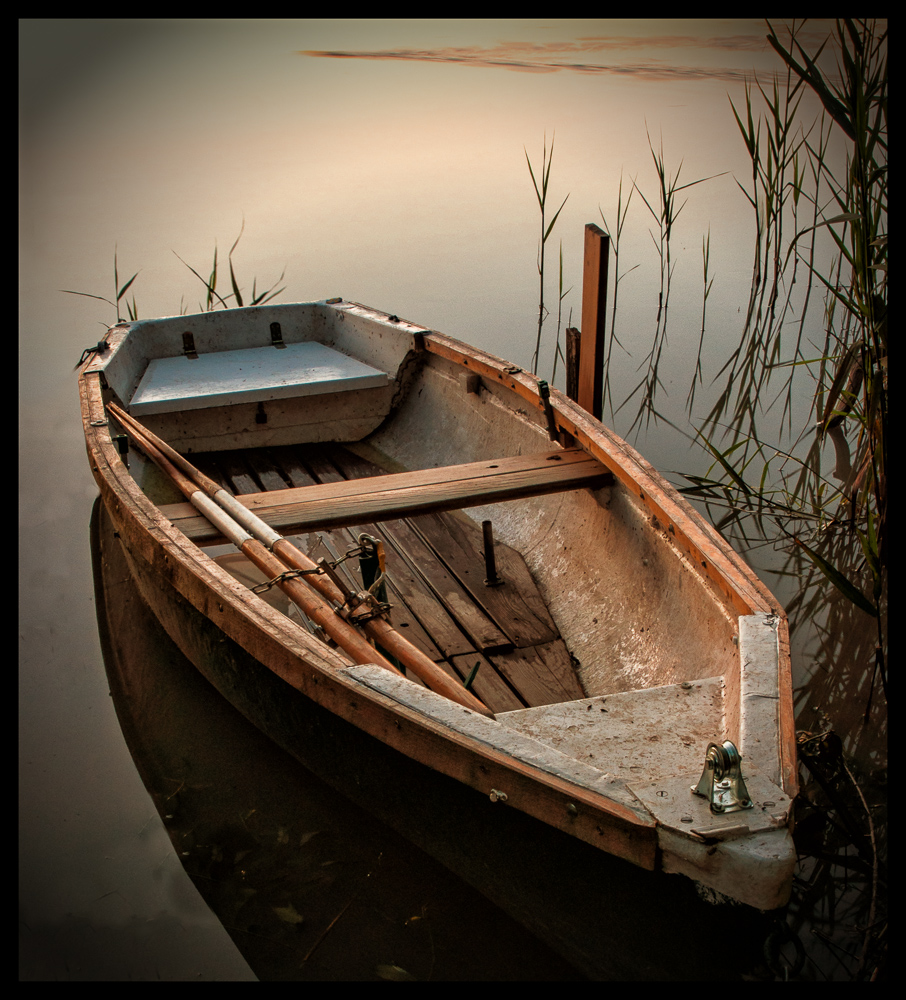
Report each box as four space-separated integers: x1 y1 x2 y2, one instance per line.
160 448 613 544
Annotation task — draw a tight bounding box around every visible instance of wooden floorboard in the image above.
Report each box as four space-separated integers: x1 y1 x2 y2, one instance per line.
191 442 586 713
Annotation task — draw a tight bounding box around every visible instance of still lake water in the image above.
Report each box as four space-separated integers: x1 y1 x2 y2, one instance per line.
20 19 882 980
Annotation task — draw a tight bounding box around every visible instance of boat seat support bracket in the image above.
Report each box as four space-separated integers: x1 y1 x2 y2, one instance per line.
691 740 753 814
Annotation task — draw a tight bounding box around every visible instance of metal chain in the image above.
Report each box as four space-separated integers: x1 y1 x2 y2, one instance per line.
251 566 321 594
251 539 393 624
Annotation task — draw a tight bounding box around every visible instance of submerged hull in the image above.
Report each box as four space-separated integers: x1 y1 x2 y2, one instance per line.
79 299 797 910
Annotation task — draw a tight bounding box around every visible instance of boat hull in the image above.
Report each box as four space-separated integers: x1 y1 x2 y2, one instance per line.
93 498 780 980
80 299 797 910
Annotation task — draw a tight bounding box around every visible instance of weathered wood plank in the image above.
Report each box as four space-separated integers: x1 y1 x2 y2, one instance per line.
323 448 512 655
377 515 512 653
160 447 612 543
491 642 585 707
449 652 526 713
246 451 291 492
408 511 560 648
216 451 260 495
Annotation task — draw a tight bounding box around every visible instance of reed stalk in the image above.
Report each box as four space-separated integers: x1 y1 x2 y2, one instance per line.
62 247 139 324
64 222 286 323
525 134 569 375
682 19 886 629
618 132 726 431
598 172 638 419
549 243 573 386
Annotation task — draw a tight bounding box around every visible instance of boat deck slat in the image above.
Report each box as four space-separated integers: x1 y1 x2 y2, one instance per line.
193 443 584 714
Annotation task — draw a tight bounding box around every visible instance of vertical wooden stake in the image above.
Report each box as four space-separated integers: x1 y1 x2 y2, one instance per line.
579 223 609 421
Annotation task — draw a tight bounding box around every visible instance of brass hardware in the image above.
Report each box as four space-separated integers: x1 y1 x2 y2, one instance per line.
691 740 753 814
489 789 508 803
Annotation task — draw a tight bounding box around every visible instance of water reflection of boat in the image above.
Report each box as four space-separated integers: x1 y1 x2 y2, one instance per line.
79 298 796 922
90 497 587 981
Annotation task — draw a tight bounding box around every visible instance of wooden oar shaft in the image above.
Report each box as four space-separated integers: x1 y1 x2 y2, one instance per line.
113 412 403 675
268 536 493 712
108 403 493 716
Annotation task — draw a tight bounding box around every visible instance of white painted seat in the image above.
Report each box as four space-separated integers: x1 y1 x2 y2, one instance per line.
129 341 390 416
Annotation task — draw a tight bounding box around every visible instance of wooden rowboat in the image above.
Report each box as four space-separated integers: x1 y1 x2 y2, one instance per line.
79 298 797 912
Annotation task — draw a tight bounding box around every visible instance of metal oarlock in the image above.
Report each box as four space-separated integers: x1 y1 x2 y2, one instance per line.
313 535 393 625
357 534 388 604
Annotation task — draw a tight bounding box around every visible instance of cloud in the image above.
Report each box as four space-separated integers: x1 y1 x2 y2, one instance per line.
299 32 837 83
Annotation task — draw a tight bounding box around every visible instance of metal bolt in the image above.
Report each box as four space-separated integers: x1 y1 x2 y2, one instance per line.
566 803 578 817
489 789 507 803
482 520 503 586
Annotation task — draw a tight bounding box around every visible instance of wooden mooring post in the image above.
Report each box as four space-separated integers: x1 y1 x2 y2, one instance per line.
568 223 609 421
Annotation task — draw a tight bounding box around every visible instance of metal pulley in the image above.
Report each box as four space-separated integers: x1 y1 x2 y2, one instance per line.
691 740 753 814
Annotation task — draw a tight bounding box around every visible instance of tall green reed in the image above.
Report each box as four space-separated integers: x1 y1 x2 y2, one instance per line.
621 130 725 432
525 134 569 375
598 172 638 420
65 221 286 325
174 220 286 313
63 247 140 325
684 21 886 607
526 20 886 694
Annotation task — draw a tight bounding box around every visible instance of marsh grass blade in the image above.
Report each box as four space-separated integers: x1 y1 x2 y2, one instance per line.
526 133 569 375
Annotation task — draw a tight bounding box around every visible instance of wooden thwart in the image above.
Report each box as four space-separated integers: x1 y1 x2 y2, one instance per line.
161 448 613 544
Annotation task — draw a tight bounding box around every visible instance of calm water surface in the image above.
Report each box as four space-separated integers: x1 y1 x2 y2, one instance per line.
20 18 882 980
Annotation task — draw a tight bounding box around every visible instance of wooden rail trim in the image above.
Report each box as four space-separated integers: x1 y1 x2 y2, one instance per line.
422 332 775 618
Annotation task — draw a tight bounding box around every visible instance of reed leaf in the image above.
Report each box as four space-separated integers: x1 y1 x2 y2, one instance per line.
526 133 569 375
790 534 877 617
62 248 142 322
172 249 230 310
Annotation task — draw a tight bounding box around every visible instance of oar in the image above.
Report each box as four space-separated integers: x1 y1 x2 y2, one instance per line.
107 403 493 717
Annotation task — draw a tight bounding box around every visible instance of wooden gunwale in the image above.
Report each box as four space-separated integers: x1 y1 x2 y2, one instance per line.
80 369 659 870
423 332 776 619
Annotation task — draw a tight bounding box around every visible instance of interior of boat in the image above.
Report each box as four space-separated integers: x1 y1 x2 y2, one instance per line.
173 439 586 716
99 302 741 778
